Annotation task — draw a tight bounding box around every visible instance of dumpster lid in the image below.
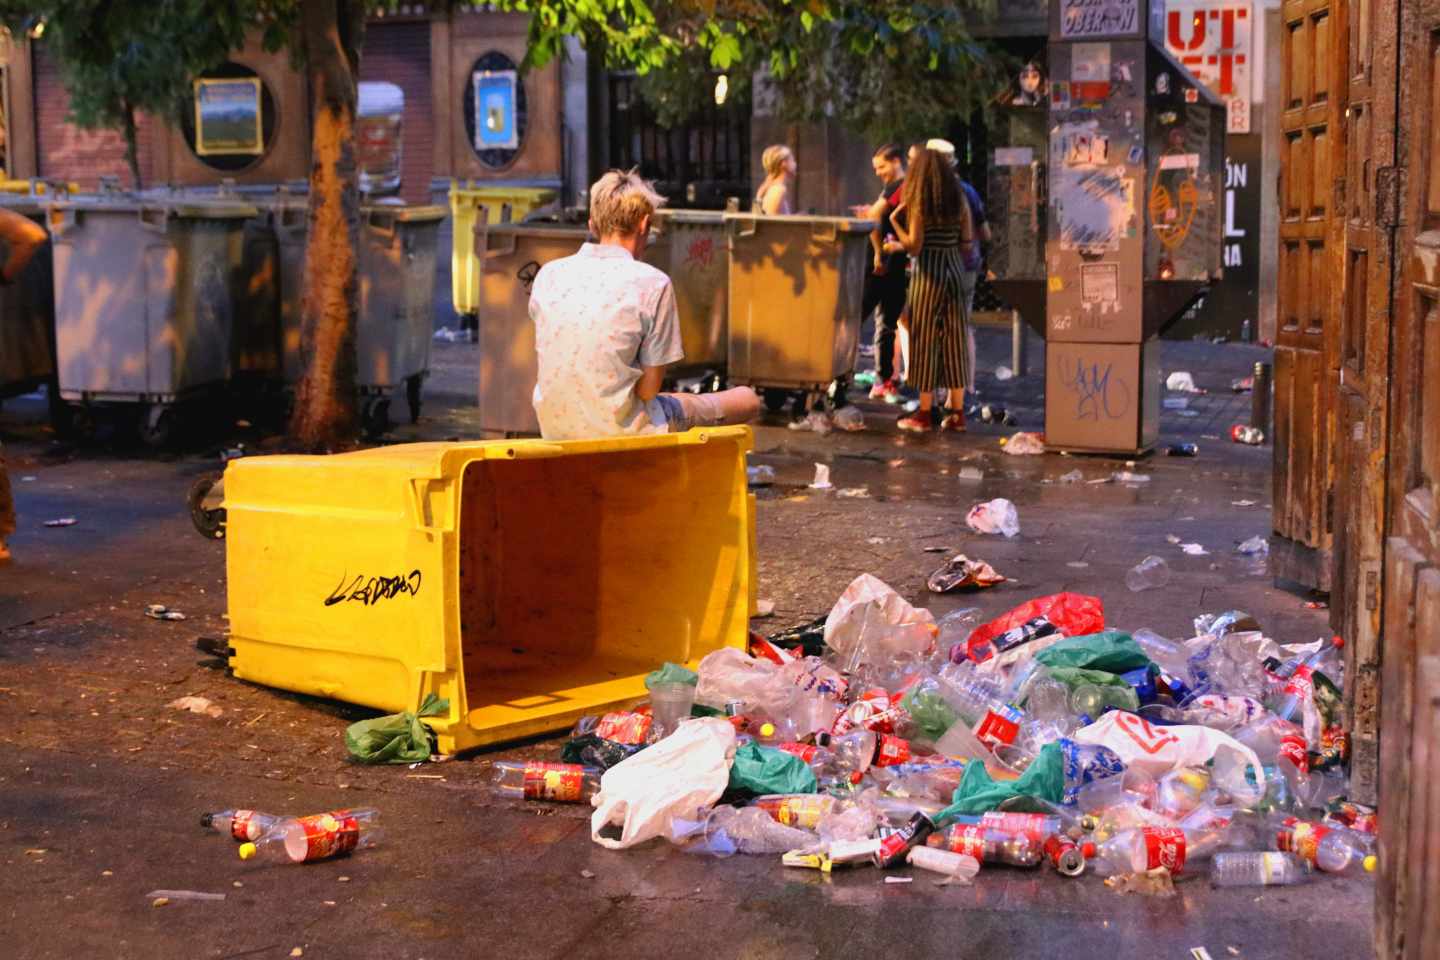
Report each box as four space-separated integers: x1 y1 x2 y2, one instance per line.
51 196 259 218
449 183 559 202
362 203 446 223
654 209 727 224
474 222 591 241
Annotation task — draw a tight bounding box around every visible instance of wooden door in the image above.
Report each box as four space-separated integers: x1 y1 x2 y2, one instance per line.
1375 0 1440 953
1273 0 1348 589
1332 0 1397 804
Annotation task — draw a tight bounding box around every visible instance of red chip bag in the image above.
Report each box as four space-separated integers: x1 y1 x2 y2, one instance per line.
961 593 1104 661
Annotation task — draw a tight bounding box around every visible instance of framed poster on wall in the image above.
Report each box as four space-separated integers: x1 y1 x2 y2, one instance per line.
193 77 263 156
472 69 518 151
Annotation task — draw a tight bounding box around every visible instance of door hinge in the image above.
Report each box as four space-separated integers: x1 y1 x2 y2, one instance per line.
1365 568 1379 611
1375 166 1404 228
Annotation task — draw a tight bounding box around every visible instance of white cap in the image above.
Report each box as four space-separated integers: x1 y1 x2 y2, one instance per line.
925 138 957 156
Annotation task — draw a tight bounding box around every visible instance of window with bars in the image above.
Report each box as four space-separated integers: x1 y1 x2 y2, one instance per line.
606 73 750 209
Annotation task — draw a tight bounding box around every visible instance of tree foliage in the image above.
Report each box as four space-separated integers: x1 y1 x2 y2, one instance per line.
498 0 1008 143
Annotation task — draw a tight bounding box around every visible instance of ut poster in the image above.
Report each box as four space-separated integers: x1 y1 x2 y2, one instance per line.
194 77 263 157
473 70 518 151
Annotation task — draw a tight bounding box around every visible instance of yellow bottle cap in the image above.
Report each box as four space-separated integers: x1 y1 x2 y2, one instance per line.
238 842 257 861
1363 855 1377 873
759 722 775 738
1178 770 1209 791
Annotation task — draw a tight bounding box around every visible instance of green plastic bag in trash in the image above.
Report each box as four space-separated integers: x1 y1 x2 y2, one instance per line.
1033 630 1150 674
727 741 817 796
900 684 960 742
933 741 1065 822
644 662 698 689
1037 666 1141 712
345 693 450 764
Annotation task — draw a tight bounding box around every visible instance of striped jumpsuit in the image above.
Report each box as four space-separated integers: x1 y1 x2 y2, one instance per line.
905 222 971 394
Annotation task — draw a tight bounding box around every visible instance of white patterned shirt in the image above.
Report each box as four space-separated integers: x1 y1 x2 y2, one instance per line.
529 242 684 441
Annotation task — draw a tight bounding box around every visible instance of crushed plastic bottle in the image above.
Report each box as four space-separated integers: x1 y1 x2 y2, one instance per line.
1126 556 1171 592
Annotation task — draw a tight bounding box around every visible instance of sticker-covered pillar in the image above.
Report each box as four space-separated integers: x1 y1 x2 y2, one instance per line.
1043 0 1224 453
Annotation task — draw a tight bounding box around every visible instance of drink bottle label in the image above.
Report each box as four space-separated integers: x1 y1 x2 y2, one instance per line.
522 762 586 802
980 812 1050 842
1283 665 1316 702
299 811 360 862
595 711 652 745
772 796 830 830
1277 817 1330 864
972 705 1022 748
1260 852 1288 883
940 824 988 862
1142 827 1187 873
231 810 262 842
775 742 818 763
874 735 913 766
1279 734 1310 773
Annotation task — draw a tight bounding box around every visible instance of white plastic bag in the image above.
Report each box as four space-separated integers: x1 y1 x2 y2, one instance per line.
1003 432 1046 456
1166 371 1199 393
823 573 937 661
966 498 1020 537
694 647 781 710
590 717 736 850
1070 711 1265 806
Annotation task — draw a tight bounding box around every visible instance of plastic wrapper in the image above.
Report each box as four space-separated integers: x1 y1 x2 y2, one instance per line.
343 693 449 765
676 805 817 857
927 554 1006 593
1032 631 1150 674
962 594 1105 665
727 741 818 798
824 573 938 667
562 733 644 771
966 498 1021 537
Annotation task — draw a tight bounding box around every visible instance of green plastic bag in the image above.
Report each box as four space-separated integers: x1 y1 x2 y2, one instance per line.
727 742 817 797
644 662 699 689
900 683 960 742
1033 630 1150 674
933 741 1065 822
1037 666 1141 712
344 693 449 765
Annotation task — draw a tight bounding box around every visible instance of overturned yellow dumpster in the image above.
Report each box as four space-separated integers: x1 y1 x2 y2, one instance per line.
223 428 756 753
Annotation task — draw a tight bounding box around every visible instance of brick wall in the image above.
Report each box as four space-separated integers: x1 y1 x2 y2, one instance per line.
360 20 434 204
34 44 156 189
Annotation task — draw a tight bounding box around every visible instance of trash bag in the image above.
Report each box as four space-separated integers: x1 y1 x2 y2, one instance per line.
1032 630 1151 674
561 733 643 770
591 717 736 850
824 573 937 661
645 662 699 689
966 498 1021 537
694 647 782 710
344 693 449 765
726 741 818 798
933 741 1066 821
961 593 1105 664
763 615 828 660
1070 711 1265 806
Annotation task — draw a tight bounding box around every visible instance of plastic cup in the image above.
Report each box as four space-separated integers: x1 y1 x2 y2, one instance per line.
648 682 697 739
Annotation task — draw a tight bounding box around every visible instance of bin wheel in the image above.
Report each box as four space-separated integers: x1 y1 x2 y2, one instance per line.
406 375 423 424
62 403 96 443
139 405 177 449
762 388 790 413
188 474 226 540
362 397 391 438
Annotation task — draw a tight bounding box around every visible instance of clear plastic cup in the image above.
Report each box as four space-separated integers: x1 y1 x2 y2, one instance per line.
648 682 697 739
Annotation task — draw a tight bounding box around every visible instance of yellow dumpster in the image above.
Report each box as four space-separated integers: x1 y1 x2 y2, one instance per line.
450 182 558 318
223 428 756 753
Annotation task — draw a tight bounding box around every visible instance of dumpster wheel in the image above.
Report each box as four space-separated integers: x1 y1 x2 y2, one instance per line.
762 388 792 413
362 397 391 439
187 474 226 540
139 404 177 449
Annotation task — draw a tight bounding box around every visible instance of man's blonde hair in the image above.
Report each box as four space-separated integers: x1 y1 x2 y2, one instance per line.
588 169 665 237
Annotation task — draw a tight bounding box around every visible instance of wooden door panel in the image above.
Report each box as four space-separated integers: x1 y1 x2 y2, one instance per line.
1402 581 1440 958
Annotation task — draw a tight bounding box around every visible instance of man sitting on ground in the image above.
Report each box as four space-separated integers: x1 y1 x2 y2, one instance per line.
529 169 760 441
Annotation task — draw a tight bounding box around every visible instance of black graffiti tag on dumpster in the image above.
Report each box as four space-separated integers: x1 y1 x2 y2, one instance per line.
324 570 423 607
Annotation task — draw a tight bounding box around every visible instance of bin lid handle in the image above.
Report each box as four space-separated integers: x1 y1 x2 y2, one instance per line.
810 220 838 243
728 216 757 238
408 477 447 537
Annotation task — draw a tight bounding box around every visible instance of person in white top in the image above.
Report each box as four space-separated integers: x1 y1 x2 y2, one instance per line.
529 169 760 442
755 145 796 215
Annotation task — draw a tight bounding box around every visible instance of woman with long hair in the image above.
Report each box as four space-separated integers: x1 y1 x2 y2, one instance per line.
755 144 796 215
889 146 973 432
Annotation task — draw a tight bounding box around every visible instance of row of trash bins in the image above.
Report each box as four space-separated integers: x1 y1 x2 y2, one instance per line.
201 573 1373 888
486 577 1372 887
0 179 444 443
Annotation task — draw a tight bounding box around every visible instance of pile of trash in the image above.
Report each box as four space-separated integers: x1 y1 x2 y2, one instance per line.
505 575 1373 889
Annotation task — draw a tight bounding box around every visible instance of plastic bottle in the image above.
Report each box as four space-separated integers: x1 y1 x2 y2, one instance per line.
1267 637 1344 723
238 809 382 864
1131 628 1191 679
934 672 1026 749
1085 820 1228 877
816 730 927 772
1211 851 1310 886
201 809 284 843
571 710 652 745
928 822 1043 868
752 794 837 830
1153 768 1212 819
1126 555 1171 592
1231 424 1265 445
874 811 938 868
908 845 981 879
491 761 601 802
1273 816 1376 874
688 805 815 856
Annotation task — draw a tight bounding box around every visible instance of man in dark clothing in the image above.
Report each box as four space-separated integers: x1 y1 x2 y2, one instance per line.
856 144 908 402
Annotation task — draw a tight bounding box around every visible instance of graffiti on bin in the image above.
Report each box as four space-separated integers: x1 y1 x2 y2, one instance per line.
517 260 541 291
1058 355 1132 421
324 570 423 607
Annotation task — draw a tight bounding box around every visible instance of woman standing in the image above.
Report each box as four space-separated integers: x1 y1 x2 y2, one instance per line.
755 145 796 215
889 147 973 433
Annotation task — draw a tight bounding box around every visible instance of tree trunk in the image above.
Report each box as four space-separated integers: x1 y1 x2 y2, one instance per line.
121 101 142 190
288 0 365 450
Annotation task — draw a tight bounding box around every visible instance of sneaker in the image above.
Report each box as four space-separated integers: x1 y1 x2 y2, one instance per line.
897 410 933 433
868 380 889 400
939 410 966 433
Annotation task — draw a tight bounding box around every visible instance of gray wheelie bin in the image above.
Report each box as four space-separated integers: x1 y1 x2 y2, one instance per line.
723 213 872 405
48 195 256 445
642 209 728 382
474 221 589 436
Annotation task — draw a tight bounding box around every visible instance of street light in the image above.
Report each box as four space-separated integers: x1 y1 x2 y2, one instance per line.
714 74 728 107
